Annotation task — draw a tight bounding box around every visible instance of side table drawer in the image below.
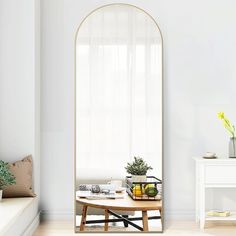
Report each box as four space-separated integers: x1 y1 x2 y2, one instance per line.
205 165 236 184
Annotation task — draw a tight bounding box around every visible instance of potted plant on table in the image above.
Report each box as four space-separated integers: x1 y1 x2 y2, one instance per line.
125 156 153 182
0 160 16 201
125 157 157 198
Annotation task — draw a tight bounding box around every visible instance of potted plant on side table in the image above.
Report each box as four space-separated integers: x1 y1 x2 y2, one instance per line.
125 156 153 182
0 160 16 201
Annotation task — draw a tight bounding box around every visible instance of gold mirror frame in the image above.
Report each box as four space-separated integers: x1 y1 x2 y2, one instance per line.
74 3 163 233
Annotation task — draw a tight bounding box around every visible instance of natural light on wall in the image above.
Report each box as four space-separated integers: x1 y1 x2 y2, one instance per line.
76 5 162 180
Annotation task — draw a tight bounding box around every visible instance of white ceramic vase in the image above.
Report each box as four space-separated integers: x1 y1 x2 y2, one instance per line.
131 175 147 183
229 137 236 158
0 190 2 201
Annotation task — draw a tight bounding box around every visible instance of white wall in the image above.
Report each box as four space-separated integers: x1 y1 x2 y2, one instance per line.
40 0 236 219
0 0 40 198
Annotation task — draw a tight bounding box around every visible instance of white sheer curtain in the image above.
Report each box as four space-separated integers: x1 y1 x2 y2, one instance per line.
76 5 162 180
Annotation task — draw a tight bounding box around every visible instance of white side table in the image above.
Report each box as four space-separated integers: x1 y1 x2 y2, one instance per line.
194 157 236 229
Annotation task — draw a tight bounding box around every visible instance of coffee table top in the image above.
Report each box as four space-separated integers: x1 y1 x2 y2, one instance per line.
76 193 162 211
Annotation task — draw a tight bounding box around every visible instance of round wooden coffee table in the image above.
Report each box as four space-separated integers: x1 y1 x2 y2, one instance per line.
76 194 162 232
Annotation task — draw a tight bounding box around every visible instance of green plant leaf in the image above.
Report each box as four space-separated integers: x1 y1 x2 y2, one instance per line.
0 160 16 190
125 157 153 175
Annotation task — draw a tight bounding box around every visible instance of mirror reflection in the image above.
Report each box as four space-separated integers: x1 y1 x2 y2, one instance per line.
75 4 163 233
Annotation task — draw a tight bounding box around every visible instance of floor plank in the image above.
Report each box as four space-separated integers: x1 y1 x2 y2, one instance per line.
33 220 236 235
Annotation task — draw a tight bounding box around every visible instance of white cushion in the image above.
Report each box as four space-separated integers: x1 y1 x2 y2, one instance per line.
0 197 38 236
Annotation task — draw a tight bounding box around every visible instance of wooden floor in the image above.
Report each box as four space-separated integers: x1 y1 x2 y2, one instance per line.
33 220 236 235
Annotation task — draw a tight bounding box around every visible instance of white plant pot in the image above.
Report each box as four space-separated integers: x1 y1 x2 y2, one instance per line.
132 175 147 183
0 190 2 201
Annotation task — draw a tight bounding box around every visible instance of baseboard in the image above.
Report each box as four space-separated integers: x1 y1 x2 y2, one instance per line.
165 210 195 220
23 212 40 236
41 210 74 221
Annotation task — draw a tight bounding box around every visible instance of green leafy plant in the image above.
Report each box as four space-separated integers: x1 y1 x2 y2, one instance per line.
125 157 153 175
0 160 16 190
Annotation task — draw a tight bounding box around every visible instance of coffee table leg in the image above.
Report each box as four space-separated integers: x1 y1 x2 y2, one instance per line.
122 215 129 227
104 209 109 231
80 205 88 231
142 211 149 232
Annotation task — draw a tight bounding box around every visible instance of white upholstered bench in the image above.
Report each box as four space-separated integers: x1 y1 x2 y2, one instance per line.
0 197 39 236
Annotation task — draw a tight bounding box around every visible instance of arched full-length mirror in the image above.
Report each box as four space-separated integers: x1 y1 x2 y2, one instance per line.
75 4 163 233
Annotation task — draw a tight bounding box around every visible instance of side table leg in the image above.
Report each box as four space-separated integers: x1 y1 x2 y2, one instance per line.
142 211 149 232
80 205 88 231
195 163 200 223
199 185 205 229
104 209 109 231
